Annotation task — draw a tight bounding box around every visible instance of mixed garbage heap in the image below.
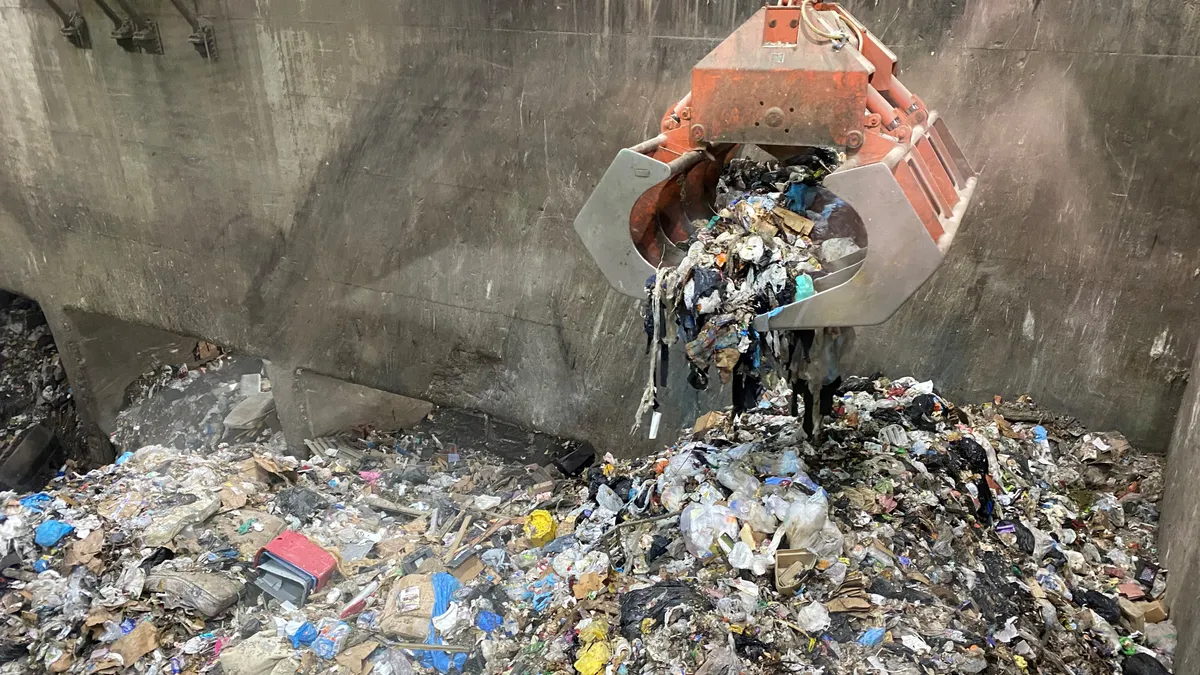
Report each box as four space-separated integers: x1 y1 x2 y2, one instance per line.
638 153 858 425
111 354 278 454
0 295 79 489
0 374 1174 674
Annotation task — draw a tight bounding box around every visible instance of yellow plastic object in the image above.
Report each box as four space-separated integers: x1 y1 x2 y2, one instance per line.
578 619 609 644
524 510 558 546
573 640 611 675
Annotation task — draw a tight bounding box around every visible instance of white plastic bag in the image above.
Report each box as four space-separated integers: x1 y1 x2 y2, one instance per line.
782 491 829 549
680 503 738 559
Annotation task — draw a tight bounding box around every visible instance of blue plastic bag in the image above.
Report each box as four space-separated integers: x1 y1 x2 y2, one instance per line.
785 183 812 212
289 622 318 649
20 493 51 513
34 520 74 548
475 611 503 633
858 627 886 647
794 274 815 302
415 573 467 673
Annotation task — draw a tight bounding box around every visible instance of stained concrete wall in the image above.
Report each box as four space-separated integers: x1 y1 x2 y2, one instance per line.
1162 337 1200 671
0 0 1196 457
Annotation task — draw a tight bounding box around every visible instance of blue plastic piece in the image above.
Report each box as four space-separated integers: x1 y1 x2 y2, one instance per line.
785 183 811 212
1033 425 1048 442
859 627 886 647
120 618 137 634
33 559 49 573
416 573 468 673
312 621 351 659
794 274 815 302
793 473 822 494
475 611 503 633
115 451 135 465
290 622 318 649
34 520 74 548
19 493 51 512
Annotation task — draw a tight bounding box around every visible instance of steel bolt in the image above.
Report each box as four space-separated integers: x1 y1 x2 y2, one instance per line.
690 124 706 141
846 130 864 150
764 107 784 128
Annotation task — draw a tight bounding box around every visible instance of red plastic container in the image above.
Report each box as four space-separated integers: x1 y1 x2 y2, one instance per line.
255 531 337 591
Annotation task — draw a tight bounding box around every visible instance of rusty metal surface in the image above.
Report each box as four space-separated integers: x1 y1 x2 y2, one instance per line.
690 7 868 148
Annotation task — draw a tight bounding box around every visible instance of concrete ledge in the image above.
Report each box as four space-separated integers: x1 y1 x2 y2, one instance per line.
264 363 434 456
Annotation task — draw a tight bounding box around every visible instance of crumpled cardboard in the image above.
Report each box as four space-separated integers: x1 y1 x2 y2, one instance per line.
379 574 435 639
65 529 104 571
111 621 157 667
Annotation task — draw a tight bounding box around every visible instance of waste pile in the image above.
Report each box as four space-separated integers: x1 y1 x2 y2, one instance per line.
111 354 278 453
0 376 1173 674
0 295 79 487
637 153 858 425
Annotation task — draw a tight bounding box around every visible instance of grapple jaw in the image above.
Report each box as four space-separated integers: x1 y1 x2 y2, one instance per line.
573 2 977 329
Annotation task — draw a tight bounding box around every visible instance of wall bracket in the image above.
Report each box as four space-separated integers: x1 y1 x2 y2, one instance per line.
43 0 90 49
168 0 217 60
105 0 163 54
90 0 136 51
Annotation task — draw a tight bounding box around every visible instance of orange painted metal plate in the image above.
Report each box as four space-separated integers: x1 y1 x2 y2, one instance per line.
690 7 868 148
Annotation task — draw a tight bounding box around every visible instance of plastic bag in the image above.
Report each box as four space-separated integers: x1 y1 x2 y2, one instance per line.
1094 494 1126 528
312 618 351 659
793 601 830 632
664 453 702 480
680 503 738 559
695 482 725 505
34 520 74 548
524 510 557 546
728 495 776 533
717 466 760 496
1122 653 1170 675
596 485 623 513
660 480 687 512
775 449 800 475
573 640 611 675
782 492 829 549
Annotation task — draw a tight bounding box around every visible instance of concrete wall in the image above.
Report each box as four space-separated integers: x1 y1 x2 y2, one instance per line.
0 0 1196 456
1163 337 1200 671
